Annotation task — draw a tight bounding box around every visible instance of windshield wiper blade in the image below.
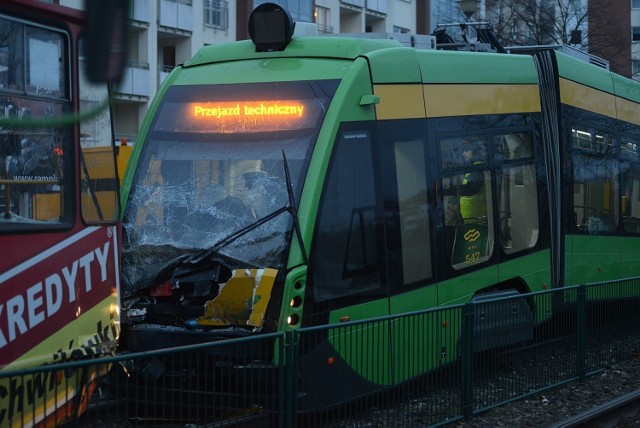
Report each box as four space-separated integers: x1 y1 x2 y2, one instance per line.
283 150 308 264
184 205 289 266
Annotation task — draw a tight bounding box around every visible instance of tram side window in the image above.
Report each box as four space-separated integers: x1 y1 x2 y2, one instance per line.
572 125 618 234
312 129 382 302
394 139 432 285
0 18 72 227
494 132 539 254
440 137 494 269
621 137 640 234
79 39 119 223
25 26 65 98
0 18 24 91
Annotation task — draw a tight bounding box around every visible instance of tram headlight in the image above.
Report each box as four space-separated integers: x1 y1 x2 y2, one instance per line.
289 296 302 308
287 313 300 326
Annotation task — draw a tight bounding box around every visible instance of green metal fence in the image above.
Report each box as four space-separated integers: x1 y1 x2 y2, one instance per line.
2 277 640 427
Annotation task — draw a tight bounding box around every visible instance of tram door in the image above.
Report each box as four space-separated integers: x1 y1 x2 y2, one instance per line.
306 122 391 403
377 119 442 380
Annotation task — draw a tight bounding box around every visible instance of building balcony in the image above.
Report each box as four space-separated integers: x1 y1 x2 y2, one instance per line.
341 0 365 9
366 0 388 15
159 0 193 34
115 62 150 100
159 65 174 85
317 23 334 34
130 0 151 26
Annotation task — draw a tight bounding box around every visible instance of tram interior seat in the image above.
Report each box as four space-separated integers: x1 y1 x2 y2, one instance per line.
623 216 640 233
577 211 614 234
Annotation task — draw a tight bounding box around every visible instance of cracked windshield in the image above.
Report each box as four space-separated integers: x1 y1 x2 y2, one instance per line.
122 81 336 292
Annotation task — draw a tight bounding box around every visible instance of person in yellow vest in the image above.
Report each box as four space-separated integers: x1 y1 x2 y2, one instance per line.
458 140 487 223
442 140 490 265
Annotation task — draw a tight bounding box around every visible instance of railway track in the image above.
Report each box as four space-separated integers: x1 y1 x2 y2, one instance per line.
551 388 640 427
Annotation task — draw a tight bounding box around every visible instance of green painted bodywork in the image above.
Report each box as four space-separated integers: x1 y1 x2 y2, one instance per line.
569 235 640 285
183 37 403 67
175 57 349 85
498 249 550 289
365 47 423 83
612 72 640 103
621 236 640 275
417 50 539 84
555 52 615 93
287 57 377 269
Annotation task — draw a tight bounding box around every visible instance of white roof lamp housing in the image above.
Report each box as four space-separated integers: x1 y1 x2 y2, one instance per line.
248 2 296 52
457 0 480 19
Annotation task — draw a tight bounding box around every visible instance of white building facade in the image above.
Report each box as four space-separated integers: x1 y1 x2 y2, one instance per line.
632 0 640 79
62 0 429 144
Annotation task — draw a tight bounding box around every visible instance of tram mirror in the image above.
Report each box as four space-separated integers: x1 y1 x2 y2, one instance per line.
83 0 129 83
248 2 295 52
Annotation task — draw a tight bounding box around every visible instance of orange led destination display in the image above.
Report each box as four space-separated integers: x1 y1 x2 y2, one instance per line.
185 100 312 133
193 101 304 119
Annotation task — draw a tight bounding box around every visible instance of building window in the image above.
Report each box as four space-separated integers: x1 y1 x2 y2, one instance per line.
633 27 640 42
314 6 333 33
204 0 228 29
255 0 313 22
632 59 640 80
393 26 410 33
570 30 582 45
634 0 640 9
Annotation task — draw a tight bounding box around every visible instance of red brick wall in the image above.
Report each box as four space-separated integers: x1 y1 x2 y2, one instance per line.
589 0 631 77
236 0 253 41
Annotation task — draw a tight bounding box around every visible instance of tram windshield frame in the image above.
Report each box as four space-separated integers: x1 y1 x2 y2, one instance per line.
122 80 337 290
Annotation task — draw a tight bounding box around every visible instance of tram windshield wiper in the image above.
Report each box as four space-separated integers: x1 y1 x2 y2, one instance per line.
184 151 308 266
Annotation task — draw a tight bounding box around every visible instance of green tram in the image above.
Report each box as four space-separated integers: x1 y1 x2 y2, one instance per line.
119 2 640 407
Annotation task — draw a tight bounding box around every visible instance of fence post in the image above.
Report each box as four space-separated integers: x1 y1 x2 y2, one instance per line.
282 330 299 428
461 302 475 419
577 284 587 381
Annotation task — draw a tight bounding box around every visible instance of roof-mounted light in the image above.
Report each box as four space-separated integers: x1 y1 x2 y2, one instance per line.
248 2 295 52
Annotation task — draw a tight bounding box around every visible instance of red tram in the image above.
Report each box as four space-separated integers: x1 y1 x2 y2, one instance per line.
0 0 124 425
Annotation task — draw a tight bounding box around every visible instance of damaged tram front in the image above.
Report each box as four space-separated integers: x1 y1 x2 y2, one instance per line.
120 76 334 350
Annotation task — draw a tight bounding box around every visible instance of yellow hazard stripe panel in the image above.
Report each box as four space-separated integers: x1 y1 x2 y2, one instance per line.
559 78 617 119
424 84 540 117
374 84 425 120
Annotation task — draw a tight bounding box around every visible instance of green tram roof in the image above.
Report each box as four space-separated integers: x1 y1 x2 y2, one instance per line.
184 36 539 85
182 35 639 102
184 37 403 67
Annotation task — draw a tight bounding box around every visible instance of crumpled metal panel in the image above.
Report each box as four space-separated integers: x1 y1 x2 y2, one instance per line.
197 268 277 327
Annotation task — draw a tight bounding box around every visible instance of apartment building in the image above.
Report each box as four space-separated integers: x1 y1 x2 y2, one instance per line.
105 0 239 144
429 0 468 30
587 0 630 77
627 0 640 80
57 0 426 144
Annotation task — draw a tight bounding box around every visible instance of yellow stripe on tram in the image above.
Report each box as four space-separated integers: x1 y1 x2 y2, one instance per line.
424 84 541 117
373 84 426 120
559 78 617 119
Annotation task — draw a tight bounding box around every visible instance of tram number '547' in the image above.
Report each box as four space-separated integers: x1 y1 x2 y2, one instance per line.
465 251 482 264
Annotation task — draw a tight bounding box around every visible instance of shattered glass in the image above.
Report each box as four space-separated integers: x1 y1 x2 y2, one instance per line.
122 138 303 294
